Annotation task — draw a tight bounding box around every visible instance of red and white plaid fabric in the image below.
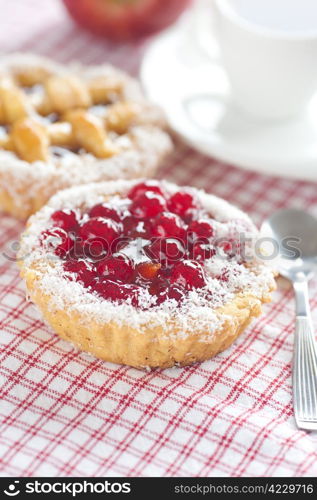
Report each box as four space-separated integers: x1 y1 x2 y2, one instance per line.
1 0 317 478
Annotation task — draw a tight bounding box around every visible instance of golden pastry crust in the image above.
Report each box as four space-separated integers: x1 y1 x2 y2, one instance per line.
0 54 172 219
20 263 272 368
18 180 276 369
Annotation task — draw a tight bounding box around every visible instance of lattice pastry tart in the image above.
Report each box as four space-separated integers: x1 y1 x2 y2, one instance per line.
19 179 275 368
0 54 172 219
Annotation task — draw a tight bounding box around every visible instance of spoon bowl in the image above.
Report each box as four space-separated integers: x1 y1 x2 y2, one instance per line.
261 208 317 281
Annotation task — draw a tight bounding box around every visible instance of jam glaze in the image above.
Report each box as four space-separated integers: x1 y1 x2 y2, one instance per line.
40 180 252 310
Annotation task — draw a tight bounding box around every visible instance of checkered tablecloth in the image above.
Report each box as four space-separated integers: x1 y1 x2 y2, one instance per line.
1 0 317 478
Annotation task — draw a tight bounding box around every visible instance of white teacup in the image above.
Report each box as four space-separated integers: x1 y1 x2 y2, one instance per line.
210 0 317 119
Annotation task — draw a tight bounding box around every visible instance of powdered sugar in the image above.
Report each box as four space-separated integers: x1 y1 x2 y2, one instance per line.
19 180 276 338
120 239 150 264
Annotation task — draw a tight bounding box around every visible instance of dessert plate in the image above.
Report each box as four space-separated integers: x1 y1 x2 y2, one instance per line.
141 10 317 182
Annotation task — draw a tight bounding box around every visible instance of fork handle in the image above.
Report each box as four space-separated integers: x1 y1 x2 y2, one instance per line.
293 279 317 431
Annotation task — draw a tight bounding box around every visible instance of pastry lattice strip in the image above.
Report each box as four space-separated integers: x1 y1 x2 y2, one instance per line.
0 71 143 161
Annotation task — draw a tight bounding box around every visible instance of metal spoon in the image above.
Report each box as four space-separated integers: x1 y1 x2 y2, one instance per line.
261 209 317 431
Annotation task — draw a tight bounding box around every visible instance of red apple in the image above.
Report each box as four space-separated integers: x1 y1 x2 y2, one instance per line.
62 0 193 41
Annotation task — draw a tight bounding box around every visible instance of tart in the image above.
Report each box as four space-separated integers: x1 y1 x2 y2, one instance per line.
18 179 275 369
0 54 172 219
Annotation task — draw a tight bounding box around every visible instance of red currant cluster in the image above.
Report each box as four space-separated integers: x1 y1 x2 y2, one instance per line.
41 181 230 308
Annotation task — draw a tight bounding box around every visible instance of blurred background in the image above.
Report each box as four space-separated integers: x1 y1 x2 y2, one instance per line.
1 0 317 213
0 0 191 73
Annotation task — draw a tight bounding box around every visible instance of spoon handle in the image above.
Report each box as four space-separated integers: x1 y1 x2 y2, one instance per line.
293 280 317 431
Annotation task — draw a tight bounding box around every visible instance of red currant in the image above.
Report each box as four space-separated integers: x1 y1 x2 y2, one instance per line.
167 191 195 217
131 191 166 219
152 212 185 239
187 220 214 239
167 285 186 302
156 285 186 305
145 238 185 264
64 260 96 287
149 276 169 297
94 279 140 307
88 203 120 222
41 228 74 258
51 210 78 232
171 260 206 290
96 254 134 282
127 181 164 200
122 215 152 238
78 218 121 257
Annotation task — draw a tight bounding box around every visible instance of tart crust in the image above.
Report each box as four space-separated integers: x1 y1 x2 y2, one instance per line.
0 54 172 219
20 266 269 368
18 180 276 369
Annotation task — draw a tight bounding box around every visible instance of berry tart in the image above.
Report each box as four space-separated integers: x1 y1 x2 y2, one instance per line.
18 180 275 368
0 54 172 219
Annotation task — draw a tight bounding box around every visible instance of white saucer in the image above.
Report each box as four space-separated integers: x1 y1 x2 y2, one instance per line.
140 10 317 182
